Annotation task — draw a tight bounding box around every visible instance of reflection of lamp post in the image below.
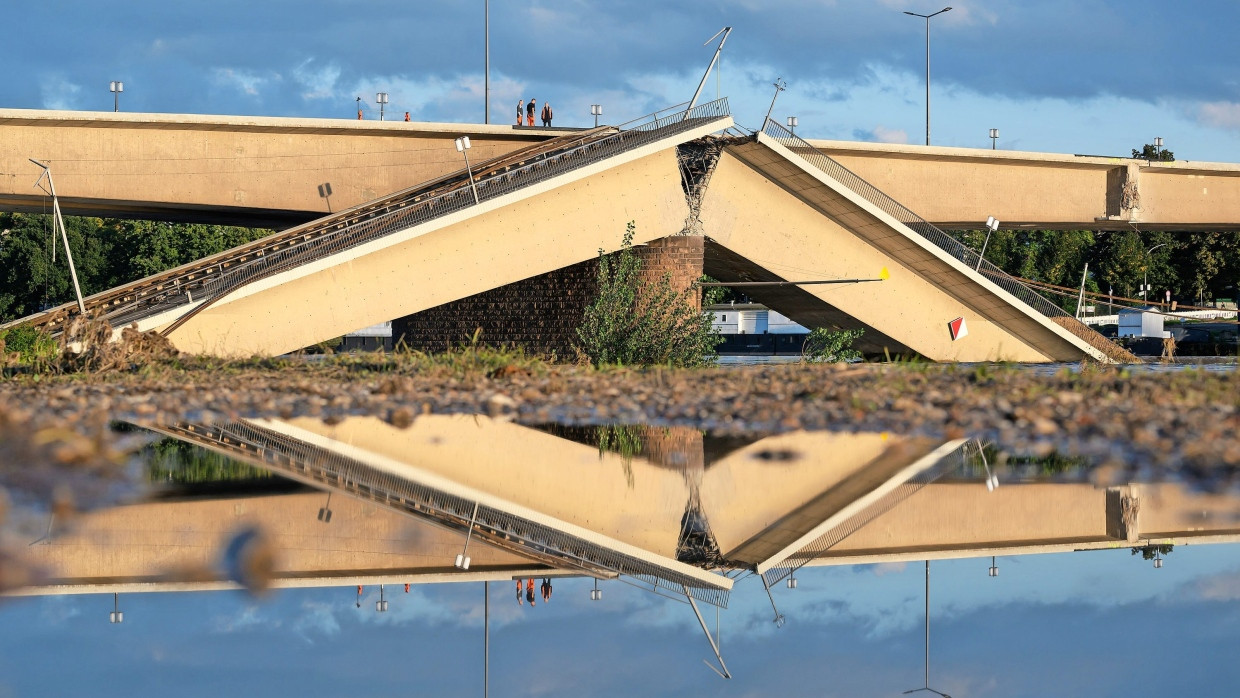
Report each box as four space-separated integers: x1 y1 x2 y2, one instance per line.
988 556 998 577
109 593 124 624
786 116 798 135
317 492 333 523
109 81 124 112
787 571 798 589
989 128 998 149
903 561 952 698
455 502 480 569
1144 242 1167 302
455 137 480 205
976 216 1000 271
376 584 389 612
590 578 602 601
376 92 389 121
903 7 952 146
1153 551 1164 569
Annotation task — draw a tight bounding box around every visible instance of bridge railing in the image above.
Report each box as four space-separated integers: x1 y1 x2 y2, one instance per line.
157 420 731 608
759 118 1136 363
95 98 731 332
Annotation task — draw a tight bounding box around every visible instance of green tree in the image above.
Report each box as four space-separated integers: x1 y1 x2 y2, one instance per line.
576 222 722 367
1132 143 1174 161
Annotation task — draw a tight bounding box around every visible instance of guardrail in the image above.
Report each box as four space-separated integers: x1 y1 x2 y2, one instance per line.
126 97 730 334
759 118 1136 363
156 420 732 608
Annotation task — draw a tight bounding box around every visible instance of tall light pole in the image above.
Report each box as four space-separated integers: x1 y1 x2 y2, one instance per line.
762 77 787 130
29 160 86 315
904 6 952 146
484 0 490 124
376 92 389 121
109 81 124 112
590 104 603 128
787 116 798 135
903 561 951 698
456 137 480 205
1144 242 1167 303
989 128 999 150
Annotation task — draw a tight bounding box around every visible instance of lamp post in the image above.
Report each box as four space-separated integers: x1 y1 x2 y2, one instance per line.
484 0 490 124
976 216 999 271
902 561 952 698
109 81 124 112
762 77 786 130
376 92 389 121
787 571 798 589
903 6 952 146
455 137 480 205
590 104 603 128
787 116 798 135
1153 136 1164 160
1144 242 1167 302
988 556 998 577
376 584 389 612
590 578 602 601
989 128 998 149
317 492 333 523
109 593 124 624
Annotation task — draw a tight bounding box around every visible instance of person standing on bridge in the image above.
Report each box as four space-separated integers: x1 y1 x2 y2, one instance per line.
517 99 524 126
540 101 553 127
526 98 537 127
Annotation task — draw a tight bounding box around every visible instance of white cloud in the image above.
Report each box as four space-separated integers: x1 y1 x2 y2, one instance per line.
872 125 910 143
1196 101 1240 132
293 60 342 101
211 67 277 97
40 75 81 111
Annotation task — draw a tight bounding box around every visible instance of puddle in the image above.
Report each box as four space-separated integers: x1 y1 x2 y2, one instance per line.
1 414 1238 693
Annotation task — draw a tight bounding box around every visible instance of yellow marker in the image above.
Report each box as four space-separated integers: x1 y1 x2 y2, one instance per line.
879 267 890 281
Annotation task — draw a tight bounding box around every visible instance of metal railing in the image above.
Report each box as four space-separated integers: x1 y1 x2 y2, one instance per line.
759 118 1135 362
154 420 732 608
759 440 968 589
20 98 731 336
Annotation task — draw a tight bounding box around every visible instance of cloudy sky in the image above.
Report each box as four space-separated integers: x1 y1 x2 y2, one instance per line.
5 1 1240 161
2 545 1240 696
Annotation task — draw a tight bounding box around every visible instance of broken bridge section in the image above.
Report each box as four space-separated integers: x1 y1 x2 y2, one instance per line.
696 121 1136 363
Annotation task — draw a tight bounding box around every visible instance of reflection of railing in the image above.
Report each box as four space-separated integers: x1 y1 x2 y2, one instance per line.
758 441 968 589
759 119 1136 363
155 421 731 609
18 98 731 336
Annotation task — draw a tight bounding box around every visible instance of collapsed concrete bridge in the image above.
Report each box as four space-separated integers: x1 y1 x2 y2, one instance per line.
5 100 1136 362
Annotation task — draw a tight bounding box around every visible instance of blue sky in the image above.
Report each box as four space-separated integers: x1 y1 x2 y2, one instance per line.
3 545 1240 696
5 1 1240 161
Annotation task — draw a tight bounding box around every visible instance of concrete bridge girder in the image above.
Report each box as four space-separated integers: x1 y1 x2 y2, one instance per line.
701 142 1093 362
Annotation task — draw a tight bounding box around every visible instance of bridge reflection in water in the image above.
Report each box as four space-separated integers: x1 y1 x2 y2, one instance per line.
7 415 1240 679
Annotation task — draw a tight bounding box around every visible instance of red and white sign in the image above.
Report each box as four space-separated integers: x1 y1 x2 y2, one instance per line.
948 316 969 341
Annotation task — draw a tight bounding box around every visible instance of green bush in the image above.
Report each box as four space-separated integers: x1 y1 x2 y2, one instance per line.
802 327 864 363
0 323 57 366
576 222 722 367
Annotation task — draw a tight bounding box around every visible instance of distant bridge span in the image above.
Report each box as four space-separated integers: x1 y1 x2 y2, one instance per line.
2 108 1239 231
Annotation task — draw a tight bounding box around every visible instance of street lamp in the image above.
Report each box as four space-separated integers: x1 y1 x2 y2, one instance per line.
976 216 999 271
1154 136 1164 160
376 92 389 121
787 116 799 135
1143 242 1168 302
317 492 333 523
590 104 603 128
376 584 389 612
903 561 952 698
109 81 124 112
787 572 798 589
903 6 952 146
1153 552 1164 569
988 556 998 577
484 0 490 124
762 77 787 130
989 128 999 149
590 578 602 601
455 137 480 205
109 592 123 624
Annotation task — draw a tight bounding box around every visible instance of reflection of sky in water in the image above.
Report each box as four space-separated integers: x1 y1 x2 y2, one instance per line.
3 544 1238 696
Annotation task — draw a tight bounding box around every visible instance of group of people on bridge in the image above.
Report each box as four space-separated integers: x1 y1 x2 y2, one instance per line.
517 577 553 606
518 98 553 127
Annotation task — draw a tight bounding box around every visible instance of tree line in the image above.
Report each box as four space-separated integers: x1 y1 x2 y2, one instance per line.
0 212 269 323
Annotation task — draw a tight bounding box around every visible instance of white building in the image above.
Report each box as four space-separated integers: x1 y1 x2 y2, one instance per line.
707 303 807 335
